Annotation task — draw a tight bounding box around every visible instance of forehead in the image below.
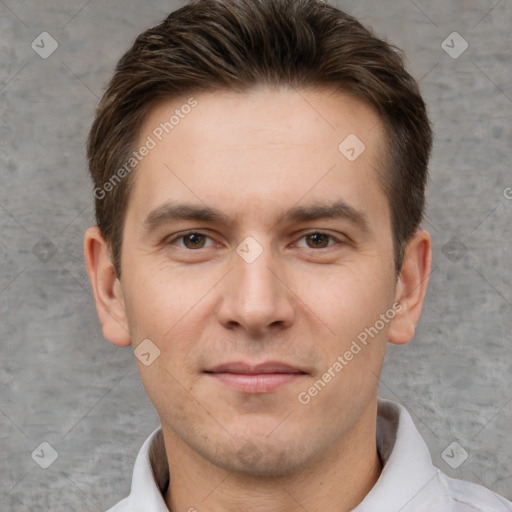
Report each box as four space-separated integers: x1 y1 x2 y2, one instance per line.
128 87 389 226
141 87 384 154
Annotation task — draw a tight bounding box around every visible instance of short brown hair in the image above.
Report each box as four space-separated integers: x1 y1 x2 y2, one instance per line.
87 0 432 276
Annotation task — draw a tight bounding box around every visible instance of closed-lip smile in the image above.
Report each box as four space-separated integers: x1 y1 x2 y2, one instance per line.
204 361 307 393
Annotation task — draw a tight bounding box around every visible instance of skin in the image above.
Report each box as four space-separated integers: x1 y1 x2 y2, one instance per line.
85 86 431 512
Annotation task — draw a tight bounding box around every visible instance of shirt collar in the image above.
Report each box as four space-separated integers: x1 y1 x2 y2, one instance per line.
126 399 454 512
128 425 169 511
353 399 453 511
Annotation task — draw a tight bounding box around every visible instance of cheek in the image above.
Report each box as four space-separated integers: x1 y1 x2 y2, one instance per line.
295 261 394 339
123 262 210 337
124 269 207 413
136 359 201 430
122 264 219 384
297 265 392 409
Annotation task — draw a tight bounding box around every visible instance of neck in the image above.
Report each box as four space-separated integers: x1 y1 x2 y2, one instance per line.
162 402 382 512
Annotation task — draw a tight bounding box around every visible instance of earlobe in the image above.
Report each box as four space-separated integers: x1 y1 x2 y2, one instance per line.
388 230 432 346
84 227 132 347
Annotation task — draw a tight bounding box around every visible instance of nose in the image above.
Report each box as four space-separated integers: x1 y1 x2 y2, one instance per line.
216 241 296 336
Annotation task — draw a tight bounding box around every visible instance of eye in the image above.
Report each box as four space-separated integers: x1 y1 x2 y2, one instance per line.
168 231 214 250
295 232 340 249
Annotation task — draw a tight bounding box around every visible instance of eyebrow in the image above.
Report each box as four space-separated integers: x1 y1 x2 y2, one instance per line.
143 203 229 232
142 200 369 234
279 202 368 231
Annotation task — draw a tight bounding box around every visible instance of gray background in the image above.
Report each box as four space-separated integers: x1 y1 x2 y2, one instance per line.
1 0 511 510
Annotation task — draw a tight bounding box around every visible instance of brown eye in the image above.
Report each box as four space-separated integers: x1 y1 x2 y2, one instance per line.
182 233 207 249
305 233 331 248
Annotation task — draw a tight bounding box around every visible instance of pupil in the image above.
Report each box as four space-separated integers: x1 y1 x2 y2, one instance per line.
309 233 328 248
186 233 204 248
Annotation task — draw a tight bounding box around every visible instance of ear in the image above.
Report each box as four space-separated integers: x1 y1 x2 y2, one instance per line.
84 226 131 347
388 229 432 345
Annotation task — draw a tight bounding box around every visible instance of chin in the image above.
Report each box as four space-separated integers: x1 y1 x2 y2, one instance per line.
202 433 317 477
225 448 310 477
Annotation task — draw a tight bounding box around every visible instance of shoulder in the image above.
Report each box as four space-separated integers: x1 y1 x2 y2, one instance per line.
440 472 512 512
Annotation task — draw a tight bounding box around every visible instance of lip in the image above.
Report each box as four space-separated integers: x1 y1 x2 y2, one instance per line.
206 361 305 374
204 361 307 393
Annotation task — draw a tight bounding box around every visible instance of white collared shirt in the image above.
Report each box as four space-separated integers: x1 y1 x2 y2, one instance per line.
105 399 512 511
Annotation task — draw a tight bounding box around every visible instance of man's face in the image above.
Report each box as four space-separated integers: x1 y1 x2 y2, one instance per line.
119 87 399 475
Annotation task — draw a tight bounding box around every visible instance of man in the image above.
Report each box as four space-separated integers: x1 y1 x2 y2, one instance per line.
84 0 512 510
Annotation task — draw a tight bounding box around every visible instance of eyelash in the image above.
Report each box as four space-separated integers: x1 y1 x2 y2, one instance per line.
166 230 344 250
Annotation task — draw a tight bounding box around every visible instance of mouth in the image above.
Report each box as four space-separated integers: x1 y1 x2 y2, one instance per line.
204 361 307 393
